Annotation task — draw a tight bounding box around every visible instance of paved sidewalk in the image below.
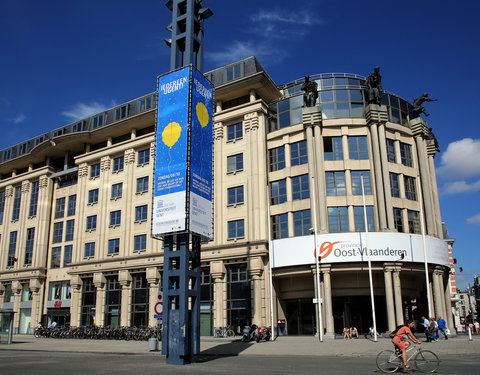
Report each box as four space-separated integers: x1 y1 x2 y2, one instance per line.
2 334 479 357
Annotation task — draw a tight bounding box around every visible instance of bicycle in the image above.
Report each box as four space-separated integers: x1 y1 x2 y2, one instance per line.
214 326 235 338
376 344 440 373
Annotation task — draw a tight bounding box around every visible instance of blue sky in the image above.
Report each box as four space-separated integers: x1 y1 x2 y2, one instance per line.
1 1 479 289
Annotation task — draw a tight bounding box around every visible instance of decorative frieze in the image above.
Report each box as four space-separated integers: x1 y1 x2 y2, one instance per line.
39 175 49 189
365 104 388 125
409 117 428 138
100 156 111 172
22 180 30 194
244 112 259 133
125 149 136 165
214 122 224 141
302 106 322 127
5 186 13 197
78 163 89 178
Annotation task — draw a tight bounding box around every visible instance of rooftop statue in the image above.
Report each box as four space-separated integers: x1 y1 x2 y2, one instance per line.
364 66 383 105
301 75 318 107
413 93 437 117
427 127 440 150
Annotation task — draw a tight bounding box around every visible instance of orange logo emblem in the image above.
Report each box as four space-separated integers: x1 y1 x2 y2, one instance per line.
314 241 341 260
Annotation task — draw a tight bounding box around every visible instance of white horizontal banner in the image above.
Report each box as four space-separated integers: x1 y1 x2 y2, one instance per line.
271 232 449 269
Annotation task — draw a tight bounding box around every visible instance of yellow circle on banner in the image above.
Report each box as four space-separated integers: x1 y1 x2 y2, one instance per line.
162 122 182 148
196 102 209 128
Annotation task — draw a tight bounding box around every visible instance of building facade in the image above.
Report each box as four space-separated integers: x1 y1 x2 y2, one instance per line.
0 57 453 336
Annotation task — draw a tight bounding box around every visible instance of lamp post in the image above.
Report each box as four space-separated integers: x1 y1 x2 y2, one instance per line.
311 174 323 342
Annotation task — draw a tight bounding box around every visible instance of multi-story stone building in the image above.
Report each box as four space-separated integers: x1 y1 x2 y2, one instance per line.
0 57 452 336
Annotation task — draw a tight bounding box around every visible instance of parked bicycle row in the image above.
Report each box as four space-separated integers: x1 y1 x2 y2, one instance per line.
34 325 159 341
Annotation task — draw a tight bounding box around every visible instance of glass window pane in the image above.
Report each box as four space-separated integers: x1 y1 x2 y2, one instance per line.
320 90 334 103
335 90 349 102
336 102 350 118
290 108 302 125
349 89 363 102
322 103 335 119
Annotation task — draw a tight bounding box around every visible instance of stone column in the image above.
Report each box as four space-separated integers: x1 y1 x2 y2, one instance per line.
211 261 226 328
93 273 106 326
29 279 43 329
213 123 224 246
313 125 328 232
443 275 455 336
432 269 443 319
12 280 22 331
119 270 132 327
250 256 264 326
426 134 443 238
321 266 334 336
69 276 82 327
378 123 395 229
383 265 396 331
147 267 160 327
393 267 404 325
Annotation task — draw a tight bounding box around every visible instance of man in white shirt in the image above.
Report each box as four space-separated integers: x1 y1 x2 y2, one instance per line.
421 316 430 342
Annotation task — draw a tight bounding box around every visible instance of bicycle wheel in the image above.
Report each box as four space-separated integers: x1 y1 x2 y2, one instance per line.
226 330 235 338
414 350 440 373
376 350 401 373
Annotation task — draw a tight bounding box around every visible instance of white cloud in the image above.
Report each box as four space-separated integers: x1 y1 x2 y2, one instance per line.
437 138 480 179
207 41 287 67
13 113 26 123
250 9 322 26
467 213 480 225
62 101 116 122
440 179 480 195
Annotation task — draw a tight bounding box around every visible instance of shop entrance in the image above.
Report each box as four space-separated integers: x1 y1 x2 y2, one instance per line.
285 298 315 335
332 296 387 334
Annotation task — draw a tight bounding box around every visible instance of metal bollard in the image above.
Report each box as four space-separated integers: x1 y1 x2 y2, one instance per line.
468 327 472 341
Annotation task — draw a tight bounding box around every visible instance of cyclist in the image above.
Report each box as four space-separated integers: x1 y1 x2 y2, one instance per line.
391 320 422 371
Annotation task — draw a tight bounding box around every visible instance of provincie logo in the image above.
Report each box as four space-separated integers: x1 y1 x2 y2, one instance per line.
315 241 407 260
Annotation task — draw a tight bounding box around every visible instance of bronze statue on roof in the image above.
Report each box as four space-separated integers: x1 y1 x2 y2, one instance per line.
413 93 437 117
364 66 383 105
301 75 318 107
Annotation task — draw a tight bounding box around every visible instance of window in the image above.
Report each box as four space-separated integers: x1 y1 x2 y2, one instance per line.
354 206 375 231
138 149 150 165
404 176 417 200
90 163 100 179
323 137 343 161
51 247 61 268
134 234 147 252
328 207 348 233
113 156 124 173
115 105 127 120
108 238 120 255
390 173 401 198
65 220 75 242
351 171 372 195
8 231 17 267
226 263 250 333
67 195 76 216
131 273 149 328
135 205 148 222
110 210 121 227
0 190 5 224
400 142 413 167
53 222 63 243
84 242 95 258
88 189 99 205
293 209 311 237
86 215 97 231
64 245 72 266
348 136 368 160
227 186 244 205
227 153 243 173
393 208 404 233
270 179 287 205
228 219 245 239
92 115 104 129
140 96 152 112
55 197 65 219
292 174 310 200
24 227 35 266
386 139 396 163
111 183 123 200
326 171 346 196
269 146 285 172
227 122 242 142
12 186 22 221
290 140 308 166
226 63 242 81
271 213 288 239
407 210 420 234
136 176 149 194
29 181 39 217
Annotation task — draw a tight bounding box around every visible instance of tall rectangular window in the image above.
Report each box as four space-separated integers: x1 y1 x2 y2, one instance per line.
348 136 369 160
92 115 103 129
108 238 120 255
351 171 372 195
386 139 396 163
135 205 148 222
227 186 244 205
271 213 288 239
354 206 375 231
227 153 243 173
293 209 311 237
131 273 149 328
134 234 147 252
24 227 35 266
326 171 346 196
400 142 413 167
404 176 417 200
53 222 64 243
90 163 100 178
0 190 5 224
64 245 72 266
85 242 95 258
227 122 242 141
270 179 287 205
328 207 348 233
111 183 123 200
51 246 61 268
393 207 404 233
290 140 308 166
269 146 285 171
86 215 97 231
113 156 124 172
110 210 121 227
407 210 420 234
88 189 99 205
65 219 75 241
136 176 149 194
29 180 39 217
55 197 65 219
390 173 401 198
323 136 343 161
115 105 127 120
67 194 76 216
228 219 245 239
8 231 17 267
292 174 310 200
138 149 150 165
12 186 22 221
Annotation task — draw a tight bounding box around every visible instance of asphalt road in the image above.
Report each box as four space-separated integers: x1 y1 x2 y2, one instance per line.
0 351 479 375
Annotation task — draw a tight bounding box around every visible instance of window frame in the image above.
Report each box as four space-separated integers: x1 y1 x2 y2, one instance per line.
227 122 243 142
137 149 150 166
227 219 245 239
227 153 244 174
112 155 124 173
227 185 244 206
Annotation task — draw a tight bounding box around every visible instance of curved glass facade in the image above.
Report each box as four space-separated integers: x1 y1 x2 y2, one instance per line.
269 73 415 132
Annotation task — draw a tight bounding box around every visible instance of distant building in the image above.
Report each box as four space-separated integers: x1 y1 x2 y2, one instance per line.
0 56 453 336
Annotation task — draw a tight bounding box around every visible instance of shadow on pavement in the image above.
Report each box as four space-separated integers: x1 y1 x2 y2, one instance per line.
196 340 254 363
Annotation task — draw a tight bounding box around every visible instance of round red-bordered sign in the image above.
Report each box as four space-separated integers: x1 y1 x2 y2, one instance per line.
154 302 163 315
